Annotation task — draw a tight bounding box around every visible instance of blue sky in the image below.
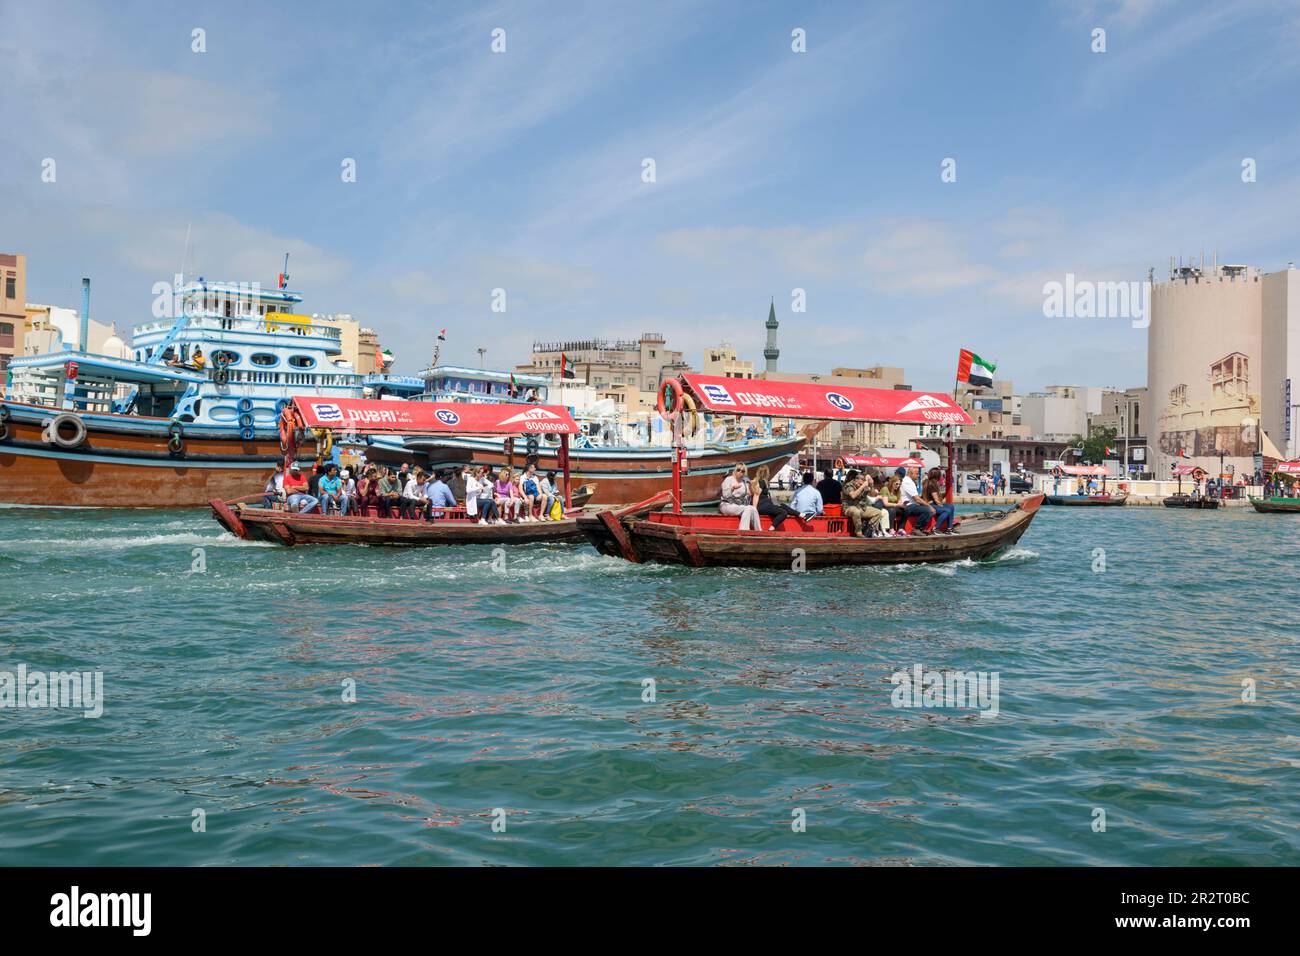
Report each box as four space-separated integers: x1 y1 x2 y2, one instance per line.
4 0 1300 391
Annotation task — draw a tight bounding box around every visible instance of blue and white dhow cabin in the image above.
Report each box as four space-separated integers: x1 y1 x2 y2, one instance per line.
0 277 421 508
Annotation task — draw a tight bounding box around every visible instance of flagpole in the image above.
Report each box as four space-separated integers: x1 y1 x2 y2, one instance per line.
947 375 957 505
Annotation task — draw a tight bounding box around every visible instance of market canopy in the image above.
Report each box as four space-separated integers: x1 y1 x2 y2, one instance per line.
843 455 926 468
1275 461 1300 474
1172 464 1207 477
291 396 580 435
1052 464 1108 476
680 374 973 425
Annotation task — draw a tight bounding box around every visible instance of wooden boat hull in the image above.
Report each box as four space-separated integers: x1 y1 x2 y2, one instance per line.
577 494 1045 569
1249 496 1300 513
0 399 280 508
394 434 805 507
1045 494 1129 507
211 499 587 546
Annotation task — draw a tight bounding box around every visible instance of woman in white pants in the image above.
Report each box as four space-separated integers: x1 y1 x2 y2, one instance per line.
719 464 762 530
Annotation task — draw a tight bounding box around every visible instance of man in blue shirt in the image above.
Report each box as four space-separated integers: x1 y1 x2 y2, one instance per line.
791 471 823 519
425 470 457 520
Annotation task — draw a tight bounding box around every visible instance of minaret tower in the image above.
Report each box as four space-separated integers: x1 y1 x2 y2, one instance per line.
763 298 780 372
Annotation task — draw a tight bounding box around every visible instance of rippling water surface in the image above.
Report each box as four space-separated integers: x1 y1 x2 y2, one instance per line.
1 504 1297 866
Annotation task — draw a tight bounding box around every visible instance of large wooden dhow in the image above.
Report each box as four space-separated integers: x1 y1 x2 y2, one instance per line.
212 395 593 547
577 374 1045 569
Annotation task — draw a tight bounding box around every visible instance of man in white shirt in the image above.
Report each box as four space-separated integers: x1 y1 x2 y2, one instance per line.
791 471 824 519
898 466 934 533
400 470 430 519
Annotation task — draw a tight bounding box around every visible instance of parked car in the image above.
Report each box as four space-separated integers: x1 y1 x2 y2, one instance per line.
1008 473 1034 494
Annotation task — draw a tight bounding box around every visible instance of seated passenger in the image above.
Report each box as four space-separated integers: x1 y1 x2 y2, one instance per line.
720 464 761 530
520 464 541 521
842 469 884 537
469 466 501 525
880 473 905 534
791 471 824 520
337 467 356 516
751 464 799 530
262 463 286 509
377 467 403 517
923 467 957 534
816 470 843 507
898 466 935 534
400 469 430 519
318 464 344 514
494 469 520 521
538 471 560 519
283 464 319 514
425 469 457 520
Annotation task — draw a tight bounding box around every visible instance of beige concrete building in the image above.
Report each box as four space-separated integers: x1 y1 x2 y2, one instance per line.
1147 260 1300 475
0 253 26 374
520 333 686 393
702 343 754 379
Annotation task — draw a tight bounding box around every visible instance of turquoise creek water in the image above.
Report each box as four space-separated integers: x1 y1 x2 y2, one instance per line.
1 504 1297 866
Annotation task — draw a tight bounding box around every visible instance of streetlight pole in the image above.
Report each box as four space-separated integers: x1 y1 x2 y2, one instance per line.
477 347 486 369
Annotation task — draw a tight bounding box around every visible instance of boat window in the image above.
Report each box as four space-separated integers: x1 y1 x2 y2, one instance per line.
250 353 278 366
288 355 316 369
213 350 240 366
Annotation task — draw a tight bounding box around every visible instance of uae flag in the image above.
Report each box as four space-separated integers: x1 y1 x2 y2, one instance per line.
1105 445 1116 457
956 349 996 388
560 352 576 379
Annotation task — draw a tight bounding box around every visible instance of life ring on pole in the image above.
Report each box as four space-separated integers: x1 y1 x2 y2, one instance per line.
680 393 700 439
657 379 684 421
44 412 88 449
833 457 845 472
0 404 9 442
525 435 539 457
167 421 185 455
278 402 300 452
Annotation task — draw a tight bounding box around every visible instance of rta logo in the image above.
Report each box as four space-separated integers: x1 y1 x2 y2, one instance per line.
826 392 854 412
435 409 460 426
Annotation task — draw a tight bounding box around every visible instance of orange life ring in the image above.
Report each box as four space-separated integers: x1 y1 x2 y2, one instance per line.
657 379 683 421
833 458 845 471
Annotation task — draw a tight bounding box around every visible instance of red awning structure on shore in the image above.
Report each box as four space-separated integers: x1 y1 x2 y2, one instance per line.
1171 464 1207 477
1275 461 1300 474
843 455 926 468
680 374 973 425
291 396 580 435
1051 464 1108 477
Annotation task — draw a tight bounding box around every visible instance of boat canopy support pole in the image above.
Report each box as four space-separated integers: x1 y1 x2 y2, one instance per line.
560 432 571 510
945 425 955 504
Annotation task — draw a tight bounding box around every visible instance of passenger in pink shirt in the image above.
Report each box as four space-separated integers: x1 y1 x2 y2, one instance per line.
494 469 520 521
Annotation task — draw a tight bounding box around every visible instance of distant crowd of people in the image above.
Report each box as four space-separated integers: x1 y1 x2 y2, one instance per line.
720 463 958 536
263 461 566 524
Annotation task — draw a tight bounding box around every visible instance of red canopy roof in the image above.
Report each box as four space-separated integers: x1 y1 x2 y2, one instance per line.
292 397 580 435
1276 461 1300 474
843 455 926 468
1052 464 1108 476
680 374 972 425
1171 464 1207 477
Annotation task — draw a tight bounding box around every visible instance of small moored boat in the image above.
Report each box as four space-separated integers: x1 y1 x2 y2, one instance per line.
1248 496 1300 514
1162 494 1220 509
1045 494 1128 506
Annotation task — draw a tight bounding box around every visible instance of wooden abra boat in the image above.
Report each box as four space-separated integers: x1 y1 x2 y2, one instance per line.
580 491 1044 568
1249 496 1300 513
212 496 587 546
577 373 1046 569
1045 494 1128 506
211 395 591 547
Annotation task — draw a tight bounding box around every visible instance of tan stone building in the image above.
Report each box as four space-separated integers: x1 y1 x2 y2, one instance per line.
702 343 754 379
0 253 27 374
520 332 686 391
